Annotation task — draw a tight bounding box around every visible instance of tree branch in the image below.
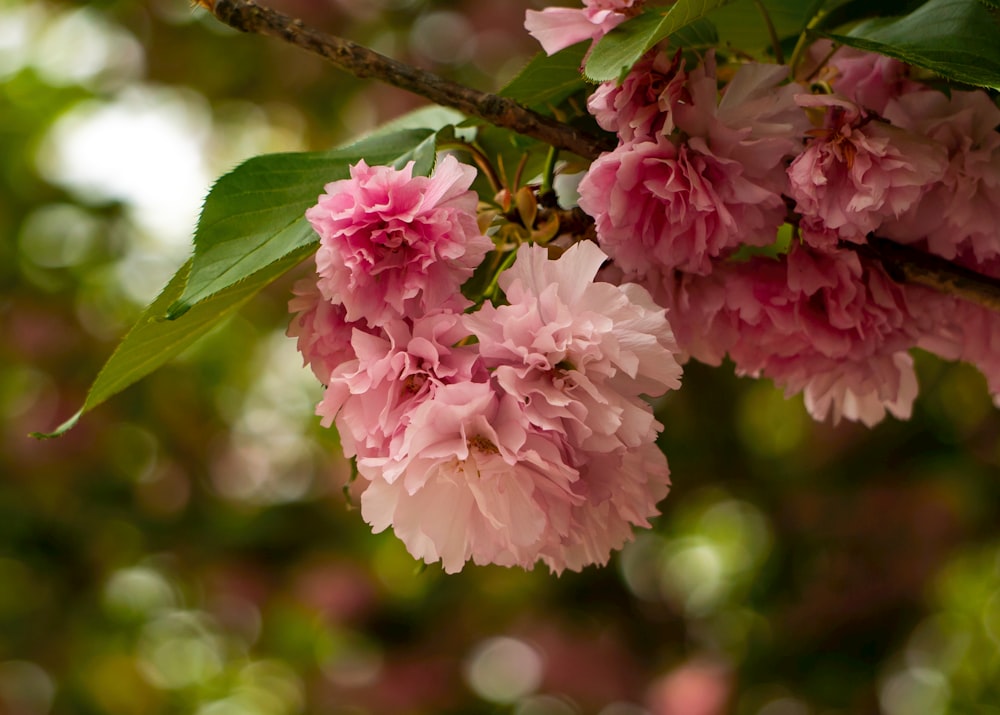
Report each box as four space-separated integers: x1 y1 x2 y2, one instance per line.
857 237 1000 313
196 0 614 160
195 0 1000 314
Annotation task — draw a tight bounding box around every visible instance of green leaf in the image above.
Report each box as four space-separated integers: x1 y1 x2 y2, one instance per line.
31 247 312 438
584 0 740 82
167 128 438 318
710 0 822 55
499 42 589 111
668 17 721 50
823 0 1000 90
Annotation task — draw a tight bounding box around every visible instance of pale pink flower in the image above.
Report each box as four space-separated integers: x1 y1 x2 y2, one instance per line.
307 155 492 326
465 241 682 453
579 134 787 276
287 275 373 384
525 0 637 56
358 381 583 573
882 89 1000 262
540 441 670 572
712 62 810 188
797 352 918 426
317 310 486 460
787 95 948 243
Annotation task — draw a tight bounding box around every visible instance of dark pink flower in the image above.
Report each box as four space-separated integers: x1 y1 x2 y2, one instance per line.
882 89 1000 262
787 95 948 243
287 274 373 384
587 49 687 143
579 135 787 276
307 155 492 326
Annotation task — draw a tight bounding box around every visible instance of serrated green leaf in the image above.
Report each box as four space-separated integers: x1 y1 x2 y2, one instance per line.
668 17 720 50
32 246 312 438
823 0 1000 89
584 0 740 83
167 128 437 318
499 43 589 111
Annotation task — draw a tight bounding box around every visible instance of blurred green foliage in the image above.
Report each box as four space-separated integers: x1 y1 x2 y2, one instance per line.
2 1 1000 713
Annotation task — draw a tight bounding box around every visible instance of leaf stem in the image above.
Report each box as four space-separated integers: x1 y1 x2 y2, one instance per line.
751 0 784 64
789 10 826 76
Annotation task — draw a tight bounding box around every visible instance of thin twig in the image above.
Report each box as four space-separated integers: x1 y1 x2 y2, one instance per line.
197 0 614 160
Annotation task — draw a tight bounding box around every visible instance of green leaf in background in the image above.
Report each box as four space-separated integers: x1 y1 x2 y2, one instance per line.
584 0 739 82
499 42 589 111
823 0 1000 90
709 0 822 55
167 128 438 319
32 247 312 438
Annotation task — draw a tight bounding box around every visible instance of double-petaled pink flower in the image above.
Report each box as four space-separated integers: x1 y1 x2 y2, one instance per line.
307 155 492 326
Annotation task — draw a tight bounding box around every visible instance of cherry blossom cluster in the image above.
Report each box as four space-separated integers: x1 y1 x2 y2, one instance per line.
527 4 1000 425
289 155 682 573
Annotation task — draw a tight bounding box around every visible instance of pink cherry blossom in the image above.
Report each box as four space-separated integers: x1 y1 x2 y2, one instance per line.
587 49 687 143
287 274 374 384
464 241 682 453
307 155 492 326
787 95 948 243
579 134 788 276
540 441 670 572
525 0 638 56
828 45 922 115
358 380 583 573
908 269 1000 406
666 245 923 425
882 89 1000 262
317 310 486 461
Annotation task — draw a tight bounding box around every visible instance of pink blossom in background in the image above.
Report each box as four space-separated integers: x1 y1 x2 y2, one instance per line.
525 0 637 56
287 275 374 384
307 155 492 326
882 89 1000 262
787 95 948 243
648 660 732 715
358 381 583 573
317 310 486 462
579 134 787 276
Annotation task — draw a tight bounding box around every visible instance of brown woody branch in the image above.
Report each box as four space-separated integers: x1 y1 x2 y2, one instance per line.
197 0 1000 313
855 237 1000 313
197 0 613 160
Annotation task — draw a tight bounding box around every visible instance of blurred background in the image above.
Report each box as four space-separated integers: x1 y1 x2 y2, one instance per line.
3 1 1000 713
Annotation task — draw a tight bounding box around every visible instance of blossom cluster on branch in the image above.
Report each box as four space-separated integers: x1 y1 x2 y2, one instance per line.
289 156 682 573
550 29 1000 426
283 1 1000 571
